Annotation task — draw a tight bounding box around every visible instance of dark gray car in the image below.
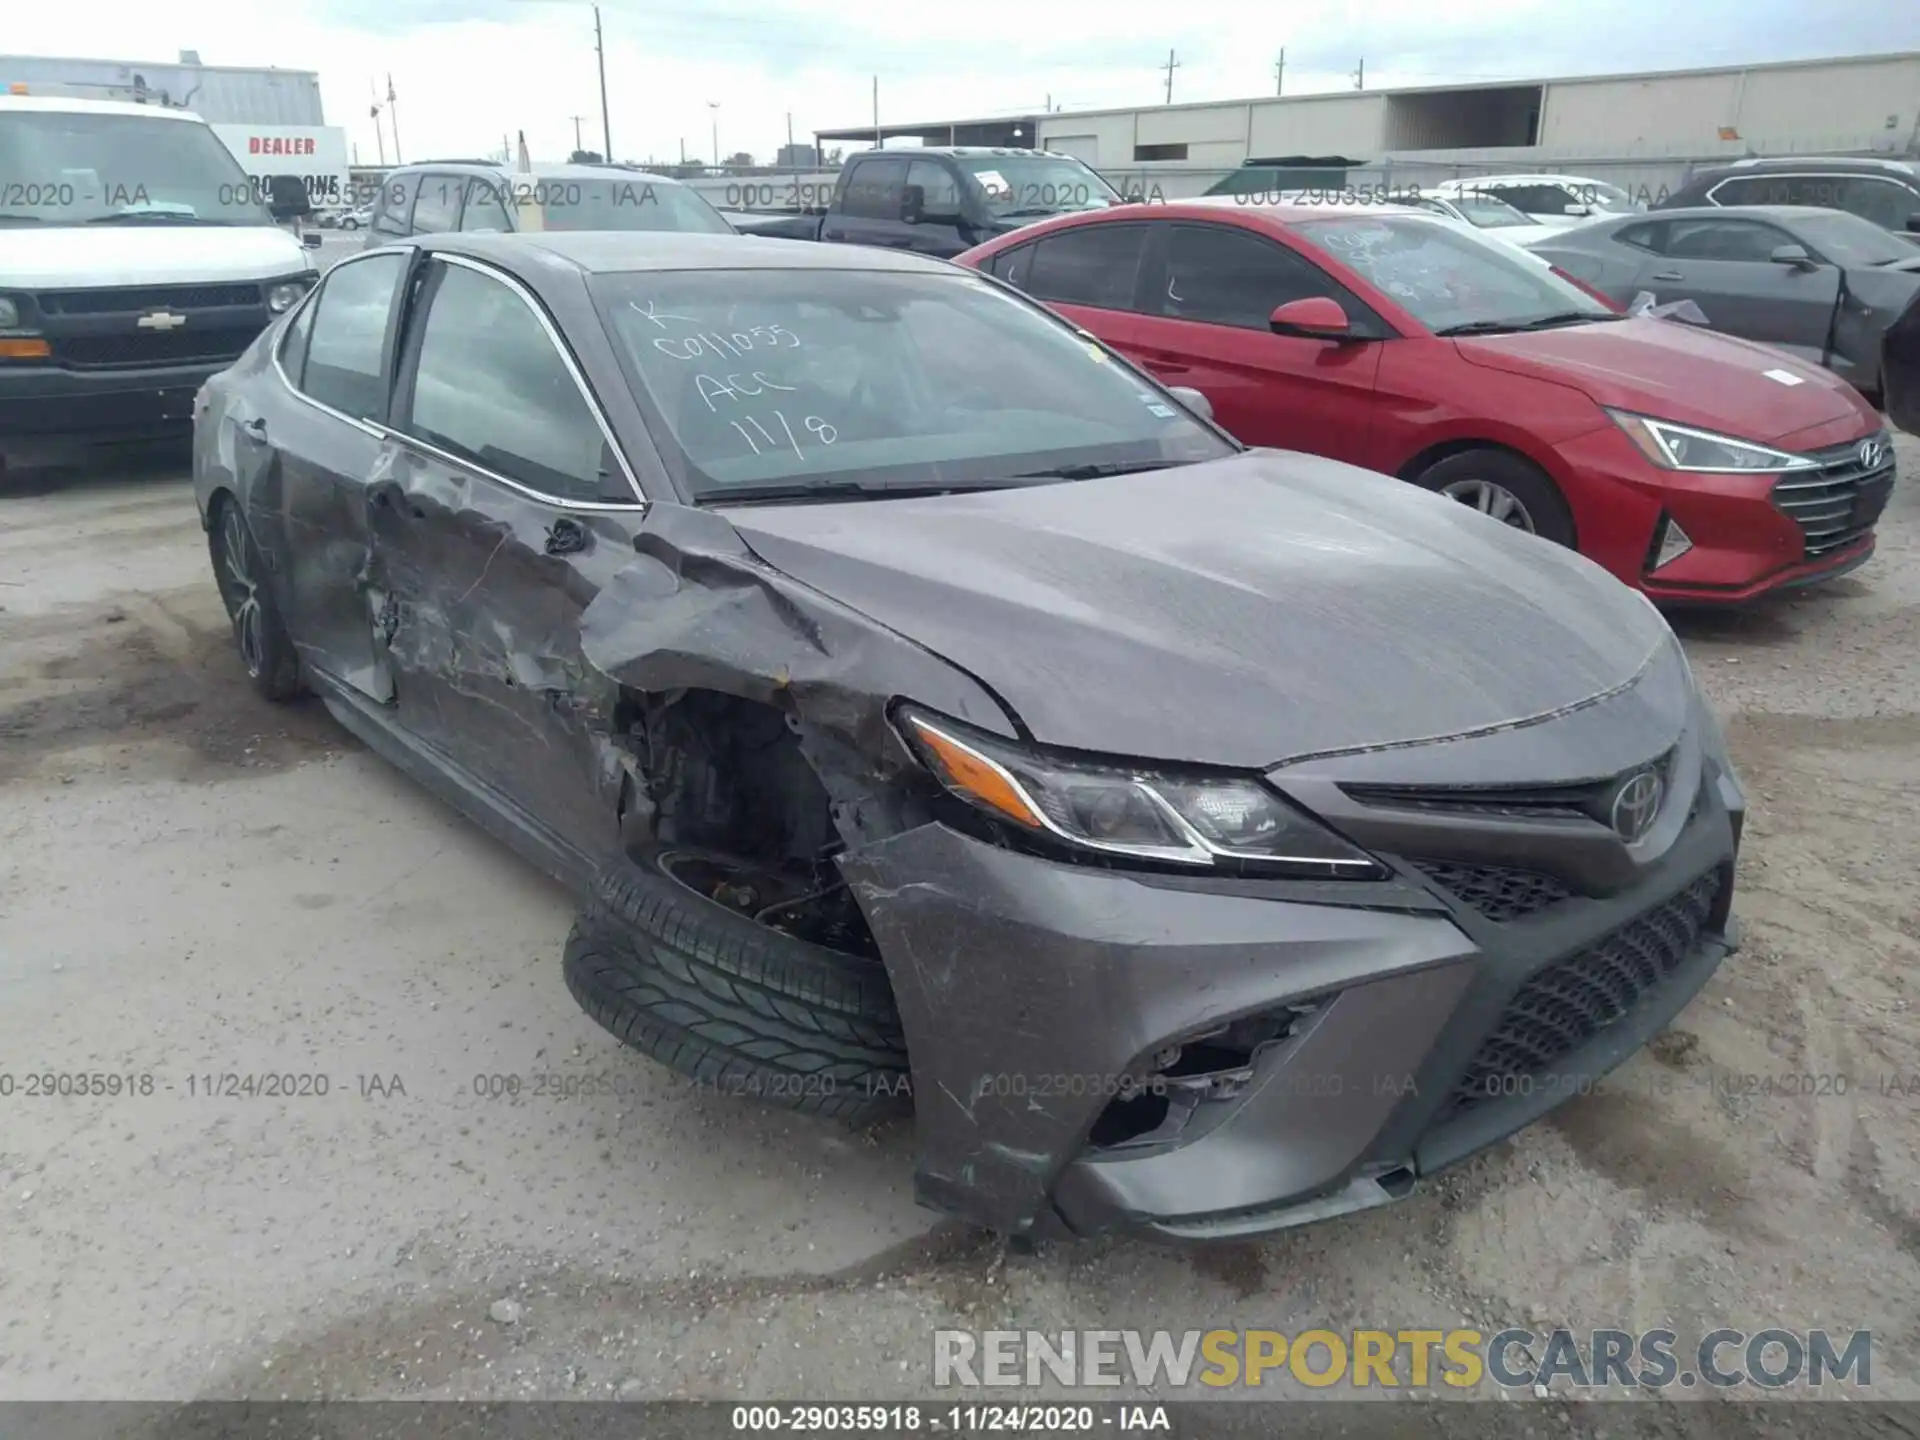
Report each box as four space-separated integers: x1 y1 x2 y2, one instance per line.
191 231 1744 1242
1532 205 1920 404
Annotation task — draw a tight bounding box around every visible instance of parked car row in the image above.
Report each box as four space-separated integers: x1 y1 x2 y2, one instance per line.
194 228 1752 1243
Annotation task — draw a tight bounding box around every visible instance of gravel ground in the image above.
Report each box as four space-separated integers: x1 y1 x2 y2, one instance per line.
0 433 1915 1407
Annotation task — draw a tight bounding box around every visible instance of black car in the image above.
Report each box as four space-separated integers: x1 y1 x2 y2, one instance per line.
193 231 1744 1242
1657 156 1920 242
362 160 734 246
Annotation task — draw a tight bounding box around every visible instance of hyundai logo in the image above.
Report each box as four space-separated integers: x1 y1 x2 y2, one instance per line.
136 310 187 331
1858 438 1885 471
1609 768 1666 844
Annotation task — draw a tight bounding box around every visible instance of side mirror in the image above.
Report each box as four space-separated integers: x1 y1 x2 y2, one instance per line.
1563 202 1592 217
1269 296 1354 339
901 183 925 224
302 232 322 249
266 174 313 221
1166 385 1213 421
1770 243 1815 269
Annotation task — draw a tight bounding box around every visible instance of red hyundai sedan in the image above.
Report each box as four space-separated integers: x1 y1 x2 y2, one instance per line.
955 202 1895 602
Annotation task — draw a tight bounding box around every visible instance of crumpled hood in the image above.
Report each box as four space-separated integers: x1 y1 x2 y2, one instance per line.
1454 317 1862 444
723 450 1672 770
0 224 314 288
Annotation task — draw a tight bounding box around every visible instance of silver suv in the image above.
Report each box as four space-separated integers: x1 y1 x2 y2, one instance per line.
363 160 735 246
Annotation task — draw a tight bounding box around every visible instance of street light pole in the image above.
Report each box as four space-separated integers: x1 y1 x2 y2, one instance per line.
593 4 612 159
709 101 720 167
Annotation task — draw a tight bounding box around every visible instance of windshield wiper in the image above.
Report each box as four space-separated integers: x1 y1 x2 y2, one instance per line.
1435 311 1615 337
0 212 45 224
1007 459 1183 481
710 476 1050 505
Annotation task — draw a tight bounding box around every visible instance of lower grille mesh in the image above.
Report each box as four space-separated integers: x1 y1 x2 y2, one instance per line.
1445 869 1724 1116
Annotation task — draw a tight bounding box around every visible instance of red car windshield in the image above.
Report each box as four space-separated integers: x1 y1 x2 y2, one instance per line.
1294 215 1616 334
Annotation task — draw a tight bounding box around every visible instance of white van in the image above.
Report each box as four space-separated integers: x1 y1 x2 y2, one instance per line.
0 93 320 468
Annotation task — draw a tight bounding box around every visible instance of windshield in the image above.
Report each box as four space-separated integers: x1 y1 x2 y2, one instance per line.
513 177 733 234
954 156 1121 217
592 268 1233 501
1295 215 1614 332
1450 194 1537 229
1794 211 1914 268
0 109 274 225
1583 181 1642 213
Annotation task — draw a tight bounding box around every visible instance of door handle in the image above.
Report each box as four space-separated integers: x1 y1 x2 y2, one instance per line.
236 416 268 440
1144 358 1191 375
544 516 589 556
1651 271 1684 282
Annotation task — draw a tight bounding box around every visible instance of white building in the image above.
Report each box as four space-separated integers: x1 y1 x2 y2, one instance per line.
1 52 351 205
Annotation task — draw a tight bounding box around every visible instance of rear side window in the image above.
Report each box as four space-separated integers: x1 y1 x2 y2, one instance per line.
906 158 962 218
1616 222 1667 252
299 253 405 420
987 243 1036 288
408 174 463 234
460 177 513 232
1160 223 1339 328
1024 224 1148 310
371 173 419 237
277 293 316 388
404 262 620 503
841 157 907 219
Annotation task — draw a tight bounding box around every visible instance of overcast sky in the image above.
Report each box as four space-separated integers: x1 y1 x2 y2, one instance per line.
9 0 1920 166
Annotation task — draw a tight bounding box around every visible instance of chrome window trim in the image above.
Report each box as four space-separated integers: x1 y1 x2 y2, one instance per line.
269 247 649 510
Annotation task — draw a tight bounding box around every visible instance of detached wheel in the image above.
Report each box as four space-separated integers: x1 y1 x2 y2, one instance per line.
210 495 302 702
564 850 910 1125
1413 448 1575 549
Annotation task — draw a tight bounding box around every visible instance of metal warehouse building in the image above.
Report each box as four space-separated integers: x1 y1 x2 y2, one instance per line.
821 50 1920 201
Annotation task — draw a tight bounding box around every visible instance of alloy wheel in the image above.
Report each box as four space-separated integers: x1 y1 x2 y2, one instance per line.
216 503 266 679
1440 478 1537 533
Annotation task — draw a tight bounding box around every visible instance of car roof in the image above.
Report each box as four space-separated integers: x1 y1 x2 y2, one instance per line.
0 94 204 122
392 229 964 276
1599 203 1852 223
845 146 1066 159
1433 173 1614 186
387 160 688 184
1722 156 1919 175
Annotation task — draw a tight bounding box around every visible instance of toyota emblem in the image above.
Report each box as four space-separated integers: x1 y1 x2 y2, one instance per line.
1609 768 1665 843
1858 438 1885 471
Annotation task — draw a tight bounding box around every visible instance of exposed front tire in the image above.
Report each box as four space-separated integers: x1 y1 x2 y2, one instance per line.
1412 448 1576 549
563 852 910 1125
209 494 302 702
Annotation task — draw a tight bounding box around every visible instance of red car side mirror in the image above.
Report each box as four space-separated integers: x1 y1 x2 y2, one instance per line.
1269 296 1353 339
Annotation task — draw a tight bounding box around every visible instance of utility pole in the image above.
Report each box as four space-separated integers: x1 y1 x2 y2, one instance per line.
1275 48 1285 96
872 76 880 146
368 78 386 167
708 101 720 167
1353 57 1365 90
593 4 612 160
1162 49 1180 104
569 115 586 153
386 74 401 163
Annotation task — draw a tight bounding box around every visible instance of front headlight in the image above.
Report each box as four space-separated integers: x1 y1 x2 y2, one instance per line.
266 279 312 314
1608 410 1816 473
0 297 20 329
898 707 1387 878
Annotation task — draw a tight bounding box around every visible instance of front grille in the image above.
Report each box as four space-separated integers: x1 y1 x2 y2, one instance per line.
1345 748 1677 829
1411 860 1572 922
36 283 263 316
53 326 264 369
1444 868 1724 1117
1772 434 1896 559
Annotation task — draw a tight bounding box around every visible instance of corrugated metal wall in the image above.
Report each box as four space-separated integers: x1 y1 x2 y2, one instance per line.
0 54 324 126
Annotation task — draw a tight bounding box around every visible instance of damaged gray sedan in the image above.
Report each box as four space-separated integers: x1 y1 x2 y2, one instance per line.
192 231 1746 1241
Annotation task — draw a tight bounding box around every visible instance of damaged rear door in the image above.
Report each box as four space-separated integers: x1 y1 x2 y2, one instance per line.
368 251 651 859
266 250 413 701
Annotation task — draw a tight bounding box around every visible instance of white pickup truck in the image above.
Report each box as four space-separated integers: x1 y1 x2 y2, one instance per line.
0 92 320 469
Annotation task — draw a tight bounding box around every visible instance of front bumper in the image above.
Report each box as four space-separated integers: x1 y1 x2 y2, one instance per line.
841 712 1743 1240
1553 417 1891 604
0 358 235 451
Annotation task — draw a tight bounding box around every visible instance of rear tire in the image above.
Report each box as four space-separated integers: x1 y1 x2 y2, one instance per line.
210 494 302 702
563 852 910 1125
1412 448 1576 549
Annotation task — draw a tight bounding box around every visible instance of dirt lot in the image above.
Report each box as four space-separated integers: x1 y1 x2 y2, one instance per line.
1 436 1916 1408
